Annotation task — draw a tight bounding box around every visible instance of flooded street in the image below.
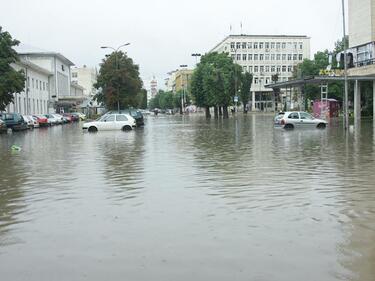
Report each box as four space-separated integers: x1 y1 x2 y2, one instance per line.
0 114 375 281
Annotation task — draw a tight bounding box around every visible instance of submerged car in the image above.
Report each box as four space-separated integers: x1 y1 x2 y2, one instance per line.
118 109 144 127
33 115 49 127
277 111 328 130
0 113 28 131
82 113 136 132
0 119 7 133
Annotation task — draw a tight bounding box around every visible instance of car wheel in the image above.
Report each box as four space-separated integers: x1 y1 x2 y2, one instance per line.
317 123 326 129
122 125 132 131
284 124 294 130
88 126 98 133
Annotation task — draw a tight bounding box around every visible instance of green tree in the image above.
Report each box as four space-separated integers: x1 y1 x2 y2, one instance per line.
0 27 25 111
240 72 253 112
134 89 147 109
95 51 142 110
191 52 242 118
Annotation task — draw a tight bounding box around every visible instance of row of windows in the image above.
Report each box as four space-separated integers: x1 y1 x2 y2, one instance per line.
27 77 48 91
232 53 303 61
242 65 294 73
230 41 304 50
7 96 48 115
252 76 289 85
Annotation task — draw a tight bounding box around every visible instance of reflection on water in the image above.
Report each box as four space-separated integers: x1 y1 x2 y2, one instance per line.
0 116 374 281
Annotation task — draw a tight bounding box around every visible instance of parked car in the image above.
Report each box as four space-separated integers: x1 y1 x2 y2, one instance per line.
44 114 59 125
82 113 136 132
72 112 86 121
119 109 144 126
0 113 28 131
69 113 80 122
33 115 49 127
52 114 64 124
22 115 39 129
62 113 73 122
277 111 328 130
0 119 7 133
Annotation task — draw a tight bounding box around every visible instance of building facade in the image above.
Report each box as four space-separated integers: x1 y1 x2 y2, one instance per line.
71 66 97 97
174 69 193 93
5 59 52 115
210 35 311 111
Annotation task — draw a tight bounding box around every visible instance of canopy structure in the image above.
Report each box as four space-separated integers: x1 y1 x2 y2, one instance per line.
265 75 375 122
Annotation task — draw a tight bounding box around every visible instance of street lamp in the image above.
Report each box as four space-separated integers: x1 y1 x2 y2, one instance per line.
179 65 188 114
100 43 131 112
191 53 202 65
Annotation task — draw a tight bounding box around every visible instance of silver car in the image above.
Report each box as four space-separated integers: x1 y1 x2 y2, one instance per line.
277 111 328 130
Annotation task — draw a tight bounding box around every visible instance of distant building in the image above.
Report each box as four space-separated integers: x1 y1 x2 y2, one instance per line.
210 34 310 111
165 70 177 92
174 69 194 93
147 77 158 104
71 65 97 97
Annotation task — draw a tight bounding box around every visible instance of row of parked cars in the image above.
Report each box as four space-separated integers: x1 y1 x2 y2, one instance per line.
0 112 86 133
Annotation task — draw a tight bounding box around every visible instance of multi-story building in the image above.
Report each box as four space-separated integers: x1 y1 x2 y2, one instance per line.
71 66 97 97
5 58 52 115
174 69 193 93
147 77 158 104
15 44 75 113
210 35 311 111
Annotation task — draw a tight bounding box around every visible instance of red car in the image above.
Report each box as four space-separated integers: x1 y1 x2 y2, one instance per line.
62 113 73 122
33 115 49 127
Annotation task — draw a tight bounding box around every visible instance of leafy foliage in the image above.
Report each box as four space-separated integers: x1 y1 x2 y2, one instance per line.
95 51 143 110
0 26 25 111
240 72 253 107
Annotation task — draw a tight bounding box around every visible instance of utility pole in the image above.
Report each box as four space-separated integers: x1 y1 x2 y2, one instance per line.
342 0 349 131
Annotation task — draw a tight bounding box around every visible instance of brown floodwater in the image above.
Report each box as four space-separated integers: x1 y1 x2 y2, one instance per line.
0 114 374 281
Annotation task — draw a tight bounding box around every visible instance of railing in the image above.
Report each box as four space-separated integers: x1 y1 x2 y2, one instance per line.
351 58 375 68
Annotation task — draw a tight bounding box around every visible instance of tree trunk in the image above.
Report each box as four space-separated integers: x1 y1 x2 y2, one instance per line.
214 106 219 119
205 106 211 119
219 107 223 116
179 106 183 115
223 106 229 119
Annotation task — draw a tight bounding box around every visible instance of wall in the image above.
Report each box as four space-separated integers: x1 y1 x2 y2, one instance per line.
349 0 375 48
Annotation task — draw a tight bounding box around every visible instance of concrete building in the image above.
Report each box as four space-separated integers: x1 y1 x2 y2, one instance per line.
15 44 75 113
174 69 193 93
71 66 97 97
147 77 158 104
5 58 52 115
348 0 375 121
210 34 311 111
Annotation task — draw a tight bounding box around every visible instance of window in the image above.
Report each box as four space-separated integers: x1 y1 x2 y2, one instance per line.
282 66 287 72
72 72 78 78
277 66 281 72
288 54 292 61
230 42 235 49
300 112 313 119
254 54 259 60
249 66 253 73
43 82 45 91
242 42 247 49
27 77 30 87
61 65 65 71
271 66 276 72
265 78 270 84
276 42 281 49
293 54 297 61
271 54 275 60
259 42 264 49
282 42 286 49
116 115 128 121
248 54 253 60
36 80 38 89
282 54 286 60
237 54 241 60
259 54 264 61
260 66 264 72
294 43 297 49
32 78 34 88
265 42 270 49
40 81 42 89
299 43 303 49
248 42 253 49
288 113 299 119
277 54 281 60
254 66 259 72
254 42 258 49
299 54 303 61
265 54 270 60
242 54 247 61
265 66 270 72
243 66 247 72
271 42 275 49
236 42 241 49
103 115 115 122
254 77 259 84
288 65 292 72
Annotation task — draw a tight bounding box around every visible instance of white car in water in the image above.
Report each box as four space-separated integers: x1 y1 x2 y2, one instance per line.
276 111 328 130
82 113 136 132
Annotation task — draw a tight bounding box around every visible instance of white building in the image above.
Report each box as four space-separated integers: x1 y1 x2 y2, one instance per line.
5 59 52 115
71 65 97 97
15 44 75 113
210 35 311 111
147 77 158 104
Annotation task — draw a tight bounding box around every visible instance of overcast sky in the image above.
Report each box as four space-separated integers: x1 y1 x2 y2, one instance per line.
1 0 347 88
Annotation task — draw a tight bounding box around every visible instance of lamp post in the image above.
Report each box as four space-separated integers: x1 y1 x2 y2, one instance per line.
179 64 188 114
100 43 131 112
191 53 202 65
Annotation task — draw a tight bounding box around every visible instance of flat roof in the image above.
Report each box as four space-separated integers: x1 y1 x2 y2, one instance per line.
265 75 375 89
